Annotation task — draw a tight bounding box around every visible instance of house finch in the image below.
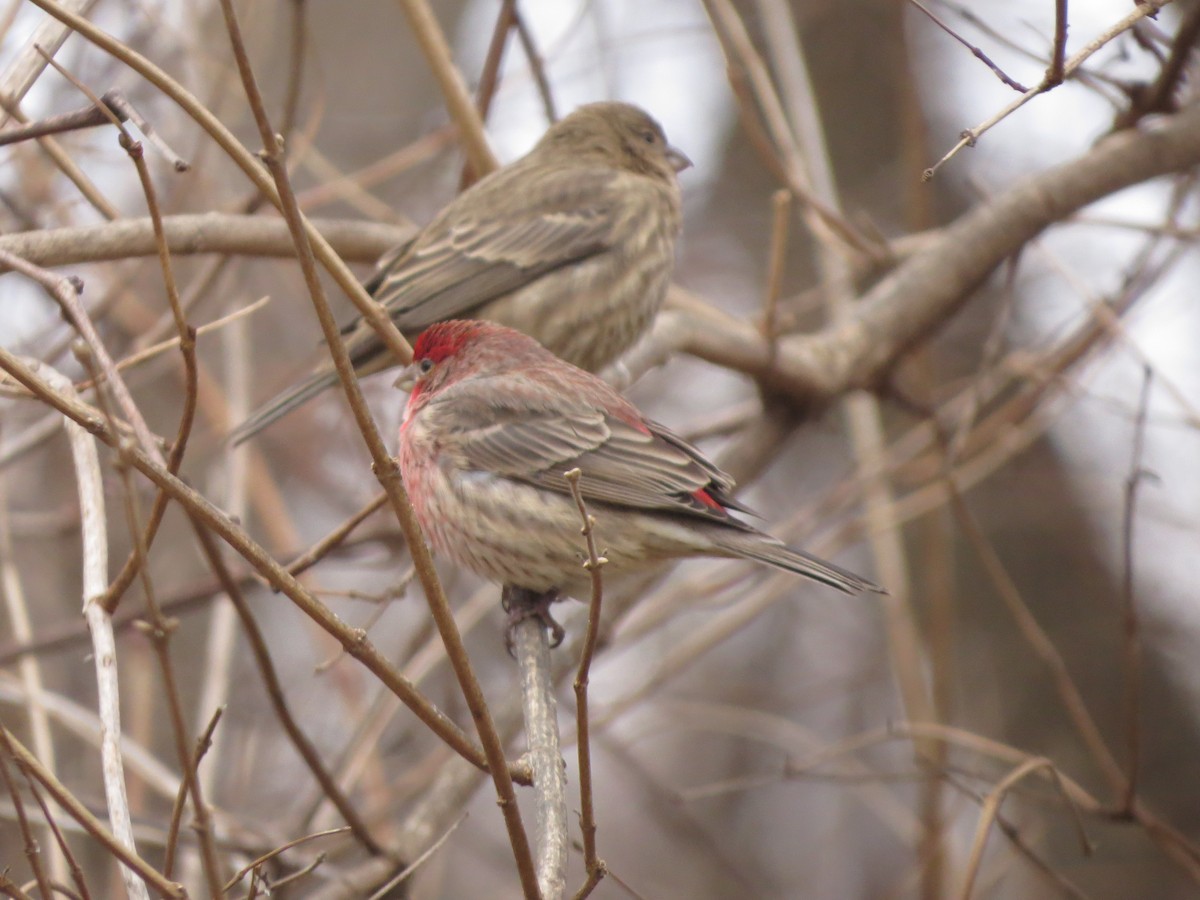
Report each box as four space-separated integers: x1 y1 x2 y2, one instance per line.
233 101 690 443
396 321 880 608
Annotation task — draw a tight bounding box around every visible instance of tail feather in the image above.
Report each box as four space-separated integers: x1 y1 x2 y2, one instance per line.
718 535 882 595
228 368 339 445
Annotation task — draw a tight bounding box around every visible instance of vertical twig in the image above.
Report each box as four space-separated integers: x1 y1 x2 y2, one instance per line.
395 0 498 176
564 469 608 899
162 707 222 881
0 345 503 782
23 773 93 900
0 745 55 900
958 757 1091 899
755 0 935 766
509 602 568 900
28 361 149 900
511 6 558 123
473 0 516 121
464 0 517 188
190 521 385 855
1120 366 1154 813
75 343 224 897
31 52 200 615
214 3 539 896
1046 0 1070 88
760 188 792 349
2 725 185 898
0 474 66 884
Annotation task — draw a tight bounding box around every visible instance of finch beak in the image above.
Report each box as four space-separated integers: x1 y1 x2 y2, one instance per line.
393 363 419 393
665 144 693 174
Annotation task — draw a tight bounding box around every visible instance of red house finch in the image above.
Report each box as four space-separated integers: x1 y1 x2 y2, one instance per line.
233 101 690 442
396 321 880 607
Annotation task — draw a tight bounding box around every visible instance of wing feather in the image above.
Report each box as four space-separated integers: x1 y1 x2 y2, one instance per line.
433 387 753 526
369 168 626 329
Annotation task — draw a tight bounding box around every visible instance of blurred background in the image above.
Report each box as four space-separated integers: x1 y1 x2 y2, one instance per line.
1 0 1198 897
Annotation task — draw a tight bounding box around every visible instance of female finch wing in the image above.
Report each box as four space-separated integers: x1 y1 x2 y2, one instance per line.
439 392 755 525
365 167 631 331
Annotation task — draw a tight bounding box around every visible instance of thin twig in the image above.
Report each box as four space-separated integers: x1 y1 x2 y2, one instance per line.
160 707 220 879
0 870 35 899
223 826 352 891
565 469 607 899
1046 0 1069 87
190 521 385 855
30 361 149 900
906 0 1028 91
23 773 92 900
943 477 1123 790
395 0 498 177
924 0 1174 180
0 744 55 900
0 471 65 884
0 345 515 778
760 188 791 348
284 492 389 578
1119 366 1154 814
958 756 1092 898
0 727 185 899
471 1 516 124
215 6 539 897
512 7 557 123
76 343 223 896
366 814 467 900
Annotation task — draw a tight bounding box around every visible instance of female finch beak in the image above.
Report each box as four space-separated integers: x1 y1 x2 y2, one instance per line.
666 145 693 173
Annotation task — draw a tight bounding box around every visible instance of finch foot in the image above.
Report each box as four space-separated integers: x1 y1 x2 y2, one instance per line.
502 586 565 653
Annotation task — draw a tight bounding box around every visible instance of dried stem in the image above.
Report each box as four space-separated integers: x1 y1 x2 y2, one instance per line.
0 344 508 779
958 757 1092 898
1119 367 1154 813
565 469 608 899
29 361 149 900
0 744 55 900
924 0 1174 179
0 726 185 899
189 521 385 855
510 606 568 900
214 3 538 896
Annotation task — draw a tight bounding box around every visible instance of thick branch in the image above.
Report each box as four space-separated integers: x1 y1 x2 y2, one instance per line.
668 104 1200 399
0 213 406 270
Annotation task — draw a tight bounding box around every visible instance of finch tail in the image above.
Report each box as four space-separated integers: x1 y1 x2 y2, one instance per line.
228 369 339 445
717 534 883 595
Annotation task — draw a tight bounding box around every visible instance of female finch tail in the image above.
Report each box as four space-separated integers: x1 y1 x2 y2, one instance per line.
712 535 881 595
229 369 339 445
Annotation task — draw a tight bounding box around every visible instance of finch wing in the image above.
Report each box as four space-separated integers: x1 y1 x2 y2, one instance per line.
446 393 755 525
370 168 626 329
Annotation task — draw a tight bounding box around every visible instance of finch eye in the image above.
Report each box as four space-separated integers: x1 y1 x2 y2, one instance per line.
641 130 657 145
418 358 434 375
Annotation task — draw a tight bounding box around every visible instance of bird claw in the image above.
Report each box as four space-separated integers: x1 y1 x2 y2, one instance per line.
502 586 565 655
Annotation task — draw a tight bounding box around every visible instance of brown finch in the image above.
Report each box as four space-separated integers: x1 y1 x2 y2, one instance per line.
233 101 690 442
396 321 880 605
